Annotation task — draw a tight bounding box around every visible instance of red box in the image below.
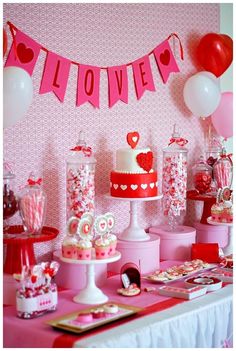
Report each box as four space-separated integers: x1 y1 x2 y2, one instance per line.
191 243 220 263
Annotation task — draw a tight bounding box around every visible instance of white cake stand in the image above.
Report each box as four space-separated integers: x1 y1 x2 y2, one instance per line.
207 217 233 256
105 194 163 241
60 251 121 304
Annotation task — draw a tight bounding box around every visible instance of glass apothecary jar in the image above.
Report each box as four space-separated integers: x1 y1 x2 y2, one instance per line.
3 162 18 232
213 148 233 189
192 156 213 194
162 125 188 229
66 131 96 220
19 173 47 234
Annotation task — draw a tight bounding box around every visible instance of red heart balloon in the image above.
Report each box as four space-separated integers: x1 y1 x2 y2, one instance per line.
196 33 233 77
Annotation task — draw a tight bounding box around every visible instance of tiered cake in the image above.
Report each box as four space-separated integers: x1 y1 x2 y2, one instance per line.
110 132 158 198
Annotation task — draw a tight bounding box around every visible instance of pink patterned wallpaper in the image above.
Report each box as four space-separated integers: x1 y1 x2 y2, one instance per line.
3 3 219 260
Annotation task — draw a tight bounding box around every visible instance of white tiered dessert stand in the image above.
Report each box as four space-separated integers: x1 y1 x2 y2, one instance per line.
207 217 233 256
105 194 163 241
61 251 121 304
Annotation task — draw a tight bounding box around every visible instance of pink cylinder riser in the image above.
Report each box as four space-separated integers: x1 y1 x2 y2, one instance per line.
108 234 160 274
194 222 228 248
149 225 196 261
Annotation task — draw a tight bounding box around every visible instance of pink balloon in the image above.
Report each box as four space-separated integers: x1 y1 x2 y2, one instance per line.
211 92 233 139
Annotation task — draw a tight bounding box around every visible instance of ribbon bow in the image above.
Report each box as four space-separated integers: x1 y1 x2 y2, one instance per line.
70 146 92 157
27 177 42 186
168 137 188 147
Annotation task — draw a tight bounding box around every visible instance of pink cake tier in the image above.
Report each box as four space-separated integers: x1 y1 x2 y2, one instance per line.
110 171 158 198
211 203 233 223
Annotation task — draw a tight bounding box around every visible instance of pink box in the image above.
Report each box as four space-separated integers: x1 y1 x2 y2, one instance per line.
108 234 160 274
53 250 107 290
194 222 228 248
149 225 196 261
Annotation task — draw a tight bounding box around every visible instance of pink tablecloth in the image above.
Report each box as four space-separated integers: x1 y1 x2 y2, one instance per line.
3 260 219 348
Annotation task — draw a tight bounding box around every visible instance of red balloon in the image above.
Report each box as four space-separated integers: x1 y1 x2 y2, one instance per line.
196 33 233 77
3 28 8 57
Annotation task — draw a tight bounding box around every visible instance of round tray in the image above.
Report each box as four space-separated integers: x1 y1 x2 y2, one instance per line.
185 275 222 292
207 217 233 227
3 225 59 245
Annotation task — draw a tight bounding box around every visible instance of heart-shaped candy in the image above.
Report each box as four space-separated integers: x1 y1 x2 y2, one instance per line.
127 132 140 149
136 151 153 172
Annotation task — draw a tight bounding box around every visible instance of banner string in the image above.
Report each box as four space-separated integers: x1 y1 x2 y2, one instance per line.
7 21 184 71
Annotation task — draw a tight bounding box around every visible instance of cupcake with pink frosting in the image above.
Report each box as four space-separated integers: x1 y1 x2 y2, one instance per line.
94 237 110 259
77 239 92 260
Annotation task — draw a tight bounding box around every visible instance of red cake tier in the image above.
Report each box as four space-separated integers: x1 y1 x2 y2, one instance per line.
110 171 158 198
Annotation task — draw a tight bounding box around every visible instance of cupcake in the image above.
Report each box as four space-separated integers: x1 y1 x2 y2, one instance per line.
211 203 222 222
77 239 92 260
94 237 110 259
107 233 117 256
62 237 78 259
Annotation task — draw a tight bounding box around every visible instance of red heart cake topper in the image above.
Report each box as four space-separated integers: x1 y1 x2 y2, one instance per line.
160 49 170 66
17 43 34 64
127 132 140 149
136 151 153 172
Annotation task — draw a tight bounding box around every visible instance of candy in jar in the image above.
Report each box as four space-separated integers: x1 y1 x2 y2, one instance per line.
213 148 233 189
19 173 47 234
192 156 213 194
162 125 188 226
66 131 96 220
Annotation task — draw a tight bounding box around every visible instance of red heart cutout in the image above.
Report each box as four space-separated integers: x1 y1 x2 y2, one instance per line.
86 254 89 257
100 222 105 229
160 49 170 65
17 43 34 64
136 151 153 172
101 252 105 256
79 254 82 258
127 132 140 149
196 33 233 77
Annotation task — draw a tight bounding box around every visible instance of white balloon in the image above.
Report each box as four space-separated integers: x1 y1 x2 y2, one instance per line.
195 71 220 88
183 71 221 117
3 66 33 128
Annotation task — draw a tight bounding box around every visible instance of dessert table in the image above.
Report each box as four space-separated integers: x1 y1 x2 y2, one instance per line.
3 260 233 348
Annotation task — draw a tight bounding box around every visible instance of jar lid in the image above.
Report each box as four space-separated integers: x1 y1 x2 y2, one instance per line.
163 124 188 152
67 131 96 164
193 155 212 171
3 161 15 180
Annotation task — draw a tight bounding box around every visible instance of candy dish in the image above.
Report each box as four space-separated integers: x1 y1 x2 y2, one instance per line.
158 285 207 300
185 276 222 292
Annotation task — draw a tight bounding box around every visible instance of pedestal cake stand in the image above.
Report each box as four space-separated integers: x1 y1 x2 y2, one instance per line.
61 251 121 304
207 217 233 256
105 194 163 241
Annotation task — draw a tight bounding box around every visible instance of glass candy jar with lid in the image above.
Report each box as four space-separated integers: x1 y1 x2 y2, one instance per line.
192 156 213 194
19 173 47 234
66 131 96 220
162 124 188 229
213 148 233 189
3 161 18 232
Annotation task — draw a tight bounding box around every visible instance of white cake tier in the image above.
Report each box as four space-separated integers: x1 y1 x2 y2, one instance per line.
115 147 154 173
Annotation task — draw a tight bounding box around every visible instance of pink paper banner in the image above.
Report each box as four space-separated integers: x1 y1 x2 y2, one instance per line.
77 65 100 108
5 29 41 76
153 39 180 83
107 65 128 108
40 51 71 102
132 55 155 100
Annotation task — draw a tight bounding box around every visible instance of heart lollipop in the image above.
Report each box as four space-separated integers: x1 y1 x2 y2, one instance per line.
77 212 94 240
